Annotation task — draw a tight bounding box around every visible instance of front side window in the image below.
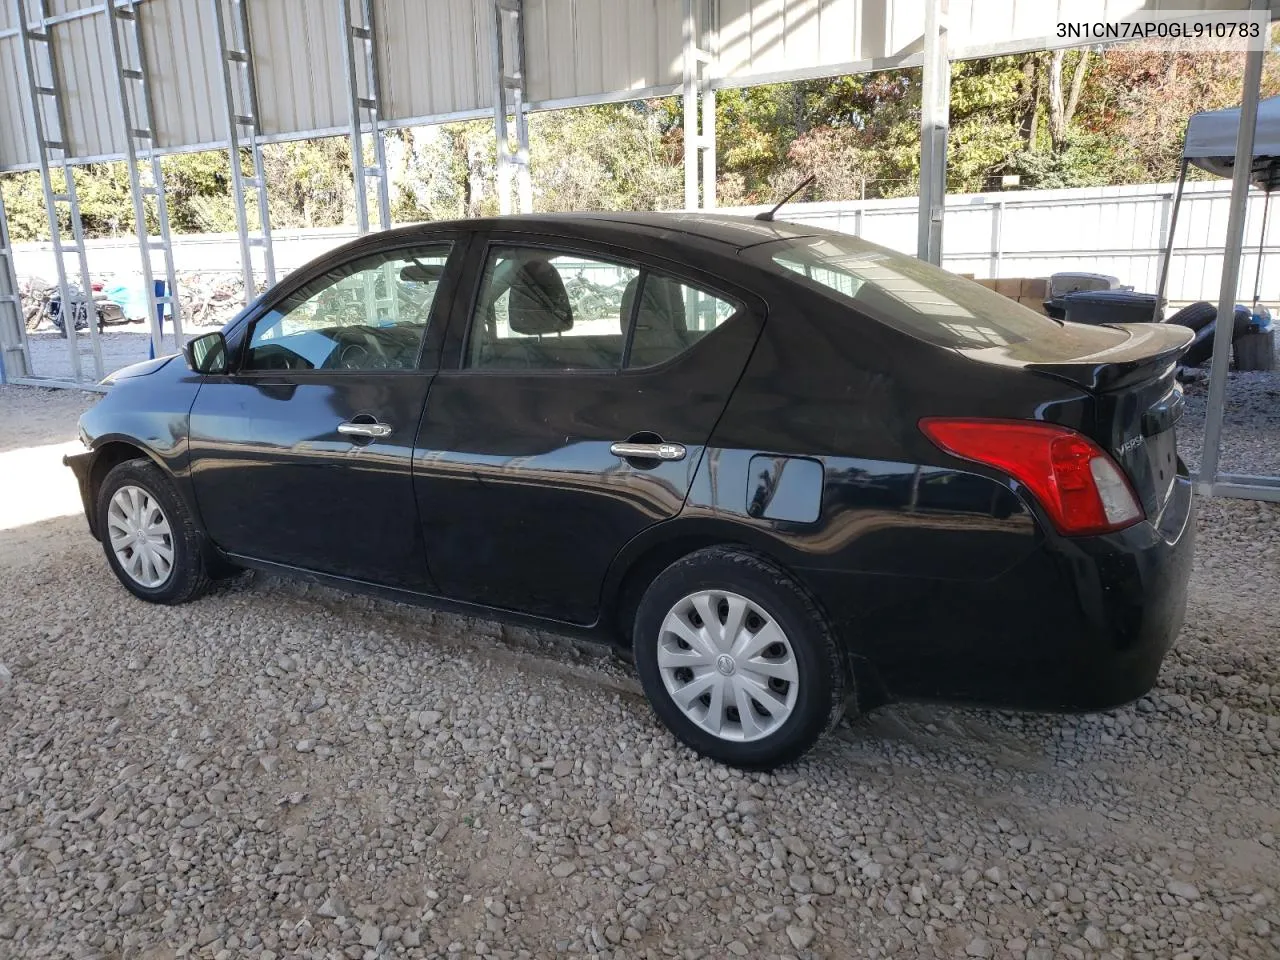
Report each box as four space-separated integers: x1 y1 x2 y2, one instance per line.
244 245 451 372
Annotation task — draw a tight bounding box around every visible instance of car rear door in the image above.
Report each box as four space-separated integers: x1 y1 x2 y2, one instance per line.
188 235 466 590
413 232 766 623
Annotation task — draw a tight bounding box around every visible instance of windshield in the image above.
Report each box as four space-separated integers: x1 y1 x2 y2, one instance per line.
757 234 1062 350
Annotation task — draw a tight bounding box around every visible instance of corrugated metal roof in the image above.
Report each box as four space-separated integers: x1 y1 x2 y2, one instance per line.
524 0 684 104
249 0 346 137
142 0 224 150
377 0 492 121
55 7 124 158
0 0 1276 171
718 0 924 80
0 34 36 169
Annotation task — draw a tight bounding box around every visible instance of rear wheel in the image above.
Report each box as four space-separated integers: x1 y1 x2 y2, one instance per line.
633 547 850 770
97 459 211 604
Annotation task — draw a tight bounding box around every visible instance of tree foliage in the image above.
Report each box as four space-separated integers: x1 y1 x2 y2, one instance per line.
2 39 1278 242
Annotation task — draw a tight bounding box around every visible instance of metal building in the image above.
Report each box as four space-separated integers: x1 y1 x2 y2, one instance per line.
0 0 1276 501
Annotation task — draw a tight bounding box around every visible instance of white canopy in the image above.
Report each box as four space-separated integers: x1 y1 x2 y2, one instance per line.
1184 96 1280 189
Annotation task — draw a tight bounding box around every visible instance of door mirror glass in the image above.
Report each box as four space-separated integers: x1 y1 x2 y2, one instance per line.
184 331 228 375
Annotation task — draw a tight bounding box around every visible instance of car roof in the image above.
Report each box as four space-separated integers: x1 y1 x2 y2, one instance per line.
377 211 824 253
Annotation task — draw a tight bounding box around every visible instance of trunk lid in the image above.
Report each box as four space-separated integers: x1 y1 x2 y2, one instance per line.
962 321 1194 520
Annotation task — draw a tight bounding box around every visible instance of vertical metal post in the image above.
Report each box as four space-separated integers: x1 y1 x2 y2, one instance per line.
0 183 31 382
1251 188 1270 308
493 0 531 215
1152 157 1188 322
14 0 104 383
1200 21 1265 489
682 0 715 210
917 0 949 264
341 0 392 233
990 200 1004 279
107 0 181 356
212 0 274 303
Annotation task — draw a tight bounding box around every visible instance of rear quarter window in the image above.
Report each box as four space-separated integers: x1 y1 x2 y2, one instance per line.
757 235 1064 350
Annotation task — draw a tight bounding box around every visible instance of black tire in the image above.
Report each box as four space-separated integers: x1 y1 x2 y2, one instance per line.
1165 300 1218 333
96 458 212 604
633 547 851 770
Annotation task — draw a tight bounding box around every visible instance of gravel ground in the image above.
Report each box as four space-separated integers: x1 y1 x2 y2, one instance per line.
1179 370 1280 478
1 383 1278 960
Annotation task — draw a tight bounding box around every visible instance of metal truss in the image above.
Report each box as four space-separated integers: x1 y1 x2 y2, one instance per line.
107 0 182 355
212 0 275 303
682 0 716 210
14 0 104 383
0 184 30 383
493 0 531 215
340 0 391 233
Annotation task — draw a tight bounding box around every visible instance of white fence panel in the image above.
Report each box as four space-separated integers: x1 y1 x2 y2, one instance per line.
12 179 1280 311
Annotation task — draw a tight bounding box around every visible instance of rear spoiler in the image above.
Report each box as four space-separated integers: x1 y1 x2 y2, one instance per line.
1026 323 1194 392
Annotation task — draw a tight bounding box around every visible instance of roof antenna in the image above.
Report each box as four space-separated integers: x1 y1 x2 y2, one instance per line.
755 174 816 222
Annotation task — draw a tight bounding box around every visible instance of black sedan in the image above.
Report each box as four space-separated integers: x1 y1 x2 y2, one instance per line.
64 214 1196 769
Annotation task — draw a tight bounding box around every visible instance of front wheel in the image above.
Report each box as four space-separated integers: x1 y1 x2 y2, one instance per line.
633 547 850 770
96 459 212 604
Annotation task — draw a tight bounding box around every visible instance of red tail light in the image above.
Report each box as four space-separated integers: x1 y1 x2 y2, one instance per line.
919 418 1144 536
91 282 103 292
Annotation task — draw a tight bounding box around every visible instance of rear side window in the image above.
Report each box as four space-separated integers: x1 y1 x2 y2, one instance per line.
466 248 637 370
623 275 738 368
464 245 741 371
759 235 1059 350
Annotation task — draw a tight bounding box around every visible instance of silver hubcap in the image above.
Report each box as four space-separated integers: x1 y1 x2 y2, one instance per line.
657 590 799 742
106 485 174 589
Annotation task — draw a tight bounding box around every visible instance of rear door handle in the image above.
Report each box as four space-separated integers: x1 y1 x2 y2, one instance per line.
609 441 686 461
338 420 392 439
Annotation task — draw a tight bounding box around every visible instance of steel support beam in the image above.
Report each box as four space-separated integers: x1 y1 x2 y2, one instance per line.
107 0 182 356
917 0 949 264
212 0 275 303
1151 158 1189 322
1199 5 1265 491
682 0 716 210
14 0 105 384
0 182 31 383
341 0 391 233
493 0 531 215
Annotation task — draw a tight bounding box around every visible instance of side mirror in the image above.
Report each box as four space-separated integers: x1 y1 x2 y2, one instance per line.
183 331 229 375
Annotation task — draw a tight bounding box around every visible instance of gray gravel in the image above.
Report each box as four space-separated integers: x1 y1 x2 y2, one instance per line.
1 382 1278 960
1179 370 1280 478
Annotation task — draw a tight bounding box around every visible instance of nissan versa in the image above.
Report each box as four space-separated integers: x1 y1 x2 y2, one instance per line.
64 214 1196 769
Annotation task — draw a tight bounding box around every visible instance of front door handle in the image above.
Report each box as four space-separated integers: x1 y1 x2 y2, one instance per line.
338 420 392 439
609 440 686 461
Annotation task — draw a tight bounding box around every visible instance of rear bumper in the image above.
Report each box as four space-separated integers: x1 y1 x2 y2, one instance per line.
63 449 98 539
806 474 1196 712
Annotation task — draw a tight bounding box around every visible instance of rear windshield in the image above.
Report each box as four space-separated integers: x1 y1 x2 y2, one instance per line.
756 235 1062 350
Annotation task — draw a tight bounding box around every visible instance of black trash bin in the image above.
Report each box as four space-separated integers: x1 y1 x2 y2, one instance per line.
1062 289 1162 326
1235 310 1275 371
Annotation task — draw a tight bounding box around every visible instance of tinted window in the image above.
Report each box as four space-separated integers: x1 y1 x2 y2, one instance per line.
760 235 1059 350
623 275 738 368
466 248 638 370
244 245 450 372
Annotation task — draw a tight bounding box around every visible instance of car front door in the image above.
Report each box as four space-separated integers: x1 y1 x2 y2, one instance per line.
413 235 765 623
188 238 463 590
